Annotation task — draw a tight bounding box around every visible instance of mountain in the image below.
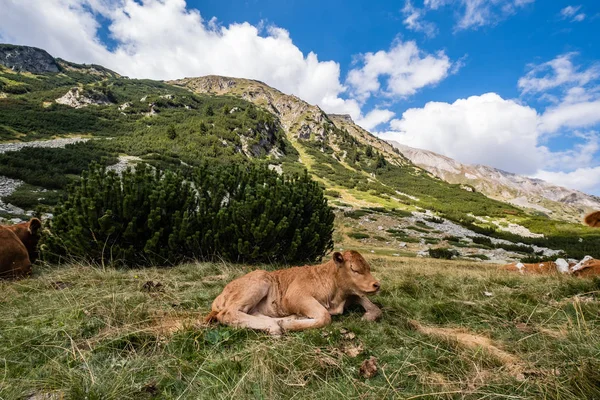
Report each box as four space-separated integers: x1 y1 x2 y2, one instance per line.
1 43 600 261
387 141 600 222
0 44 60 74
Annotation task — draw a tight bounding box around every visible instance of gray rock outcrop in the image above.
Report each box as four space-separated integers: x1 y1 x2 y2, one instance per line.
0 44 60 73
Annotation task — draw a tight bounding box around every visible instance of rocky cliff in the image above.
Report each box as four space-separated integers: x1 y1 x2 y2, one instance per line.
0 44 60 73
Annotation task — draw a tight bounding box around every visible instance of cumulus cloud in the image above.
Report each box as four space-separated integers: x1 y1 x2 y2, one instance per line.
533 167 600 194
541 100 600 133
376 52 600 194
378 93 545 174
346 40 453 102
559 5 586 22
519 53 600 134
377 93 600 193
355 109 396 131
0 0 369 119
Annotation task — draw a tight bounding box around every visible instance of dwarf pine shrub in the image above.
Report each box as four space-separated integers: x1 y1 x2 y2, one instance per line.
43 162 334 266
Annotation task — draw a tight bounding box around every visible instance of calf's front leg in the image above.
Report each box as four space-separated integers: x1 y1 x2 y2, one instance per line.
352 295 382 321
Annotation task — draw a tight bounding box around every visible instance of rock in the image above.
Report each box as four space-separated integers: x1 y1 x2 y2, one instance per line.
0 44 60 73
555 258 570 274
2 203 25 215
0 176 23 198
268 164 283 175
106 155 142 175
0 137 88 155
56 87 113 108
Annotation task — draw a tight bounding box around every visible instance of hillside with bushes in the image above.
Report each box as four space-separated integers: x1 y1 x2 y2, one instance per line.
1 44 600 263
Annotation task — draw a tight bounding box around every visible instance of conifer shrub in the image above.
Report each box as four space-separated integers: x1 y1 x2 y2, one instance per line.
43 162 334 266
43 163 199 266
189 164 334 263
428 248 459 260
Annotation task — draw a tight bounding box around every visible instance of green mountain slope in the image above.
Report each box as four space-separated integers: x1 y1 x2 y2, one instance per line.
1 44 599 260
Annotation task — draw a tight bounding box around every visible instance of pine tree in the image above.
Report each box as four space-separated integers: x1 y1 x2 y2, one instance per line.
167 125 177 140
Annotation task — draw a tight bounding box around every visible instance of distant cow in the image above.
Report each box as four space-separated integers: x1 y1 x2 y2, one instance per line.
0 218 42 279
500 261 562 275
205 250 382 335
584 211 600 228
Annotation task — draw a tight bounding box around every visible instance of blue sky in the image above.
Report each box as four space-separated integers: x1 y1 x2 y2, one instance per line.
1 0 600 194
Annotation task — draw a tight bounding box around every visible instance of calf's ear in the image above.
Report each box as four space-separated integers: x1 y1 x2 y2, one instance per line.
28 218 42 235
333 252 344 266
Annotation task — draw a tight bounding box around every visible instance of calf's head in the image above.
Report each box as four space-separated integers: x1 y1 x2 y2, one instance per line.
333 250 380 295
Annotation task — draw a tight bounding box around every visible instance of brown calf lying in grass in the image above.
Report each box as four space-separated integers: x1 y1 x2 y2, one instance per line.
0 218 42 279
205 250 382 335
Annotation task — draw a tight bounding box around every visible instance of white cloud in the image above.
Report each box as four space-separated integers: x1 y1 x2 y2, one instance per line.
0 0 365 119
518 53 600 134
400 0 533 36
423 0 451 10
375 53 600 194
355 109 396 131
379 93 545 174
346 40 453 102
540 100 600 133
0 0 113 65
518 53 600 95
533 167 600 194
549 131 600 170
455 0 534 31
402 1 438 37
560 5 586 22
377 93 600 193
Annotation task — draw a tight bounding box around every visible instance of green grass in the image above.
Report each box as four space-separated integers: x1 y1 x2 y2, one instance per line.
1 258 599 399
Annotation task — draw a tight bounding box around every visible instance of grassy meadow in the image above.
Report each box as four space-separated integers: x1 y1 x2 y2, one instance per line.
1 257 599 399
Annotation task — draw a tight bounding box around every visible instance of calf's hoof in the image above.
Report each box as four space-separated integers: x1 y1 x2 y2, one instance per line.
269 322 284 337
362 310 382 322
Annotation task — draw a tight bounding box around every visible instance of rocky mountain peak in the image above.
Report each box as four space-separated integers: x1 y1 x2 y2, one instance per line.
328 114 354 123
387 140 600 221
0 44 60 73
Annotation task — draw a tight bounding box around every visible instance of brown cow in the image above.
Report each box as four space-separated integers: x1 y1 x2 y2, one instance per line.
205 250 382 335
4 218 42 263
0 218 42 279
584 211 600 228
